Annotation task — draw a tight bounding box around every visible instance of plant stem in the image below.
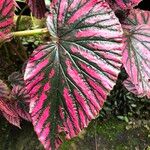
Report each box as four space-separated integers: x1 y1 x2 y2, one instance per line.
12 28 49 37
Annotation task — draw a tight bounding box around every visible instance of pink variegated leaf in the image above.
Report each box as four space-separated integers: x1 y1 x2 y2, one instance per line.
122 9 150 98
122 9 150 28
0 79 20 127
24 0 123 149
0 79 10 99
2 111 20 127
26 0 47 19
11 85 31 121
9 71 31 121
106 0 142 10
0 98 20 128
123 78 138 95
14 104 31 122
0 0 15 42
123 77 144 97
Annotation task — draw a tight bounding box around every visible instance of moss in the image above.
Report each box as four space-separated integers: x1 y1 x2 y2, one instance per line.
60 117 150 150
0 117 149 150
90 118 126 141
61 139 77 150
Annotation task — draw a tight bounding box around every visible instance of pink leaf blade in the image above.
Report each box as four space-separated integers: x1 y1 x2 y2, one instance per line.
122 9 150 98
106 0 142 10
26 0 47 19
122 9 150 29
24 0 123 149
11 85 31 121
123 77 145 97
8 72 31 121
115 0 142 9
15 105 31 122
0 0 15 42
0 79 10 99
0 98 20 128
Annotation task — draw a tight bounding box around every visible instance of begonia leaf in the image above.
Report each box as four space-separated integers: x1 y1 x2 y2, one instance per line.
24 0 123 149
106 0 142 11
122 9 150 98
123 77 144 97
0 79 10 99
8 72 31 121
26 0 47 19
0 99 20 127
11 85 31 121
0 0 15 42
0 80 20 127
